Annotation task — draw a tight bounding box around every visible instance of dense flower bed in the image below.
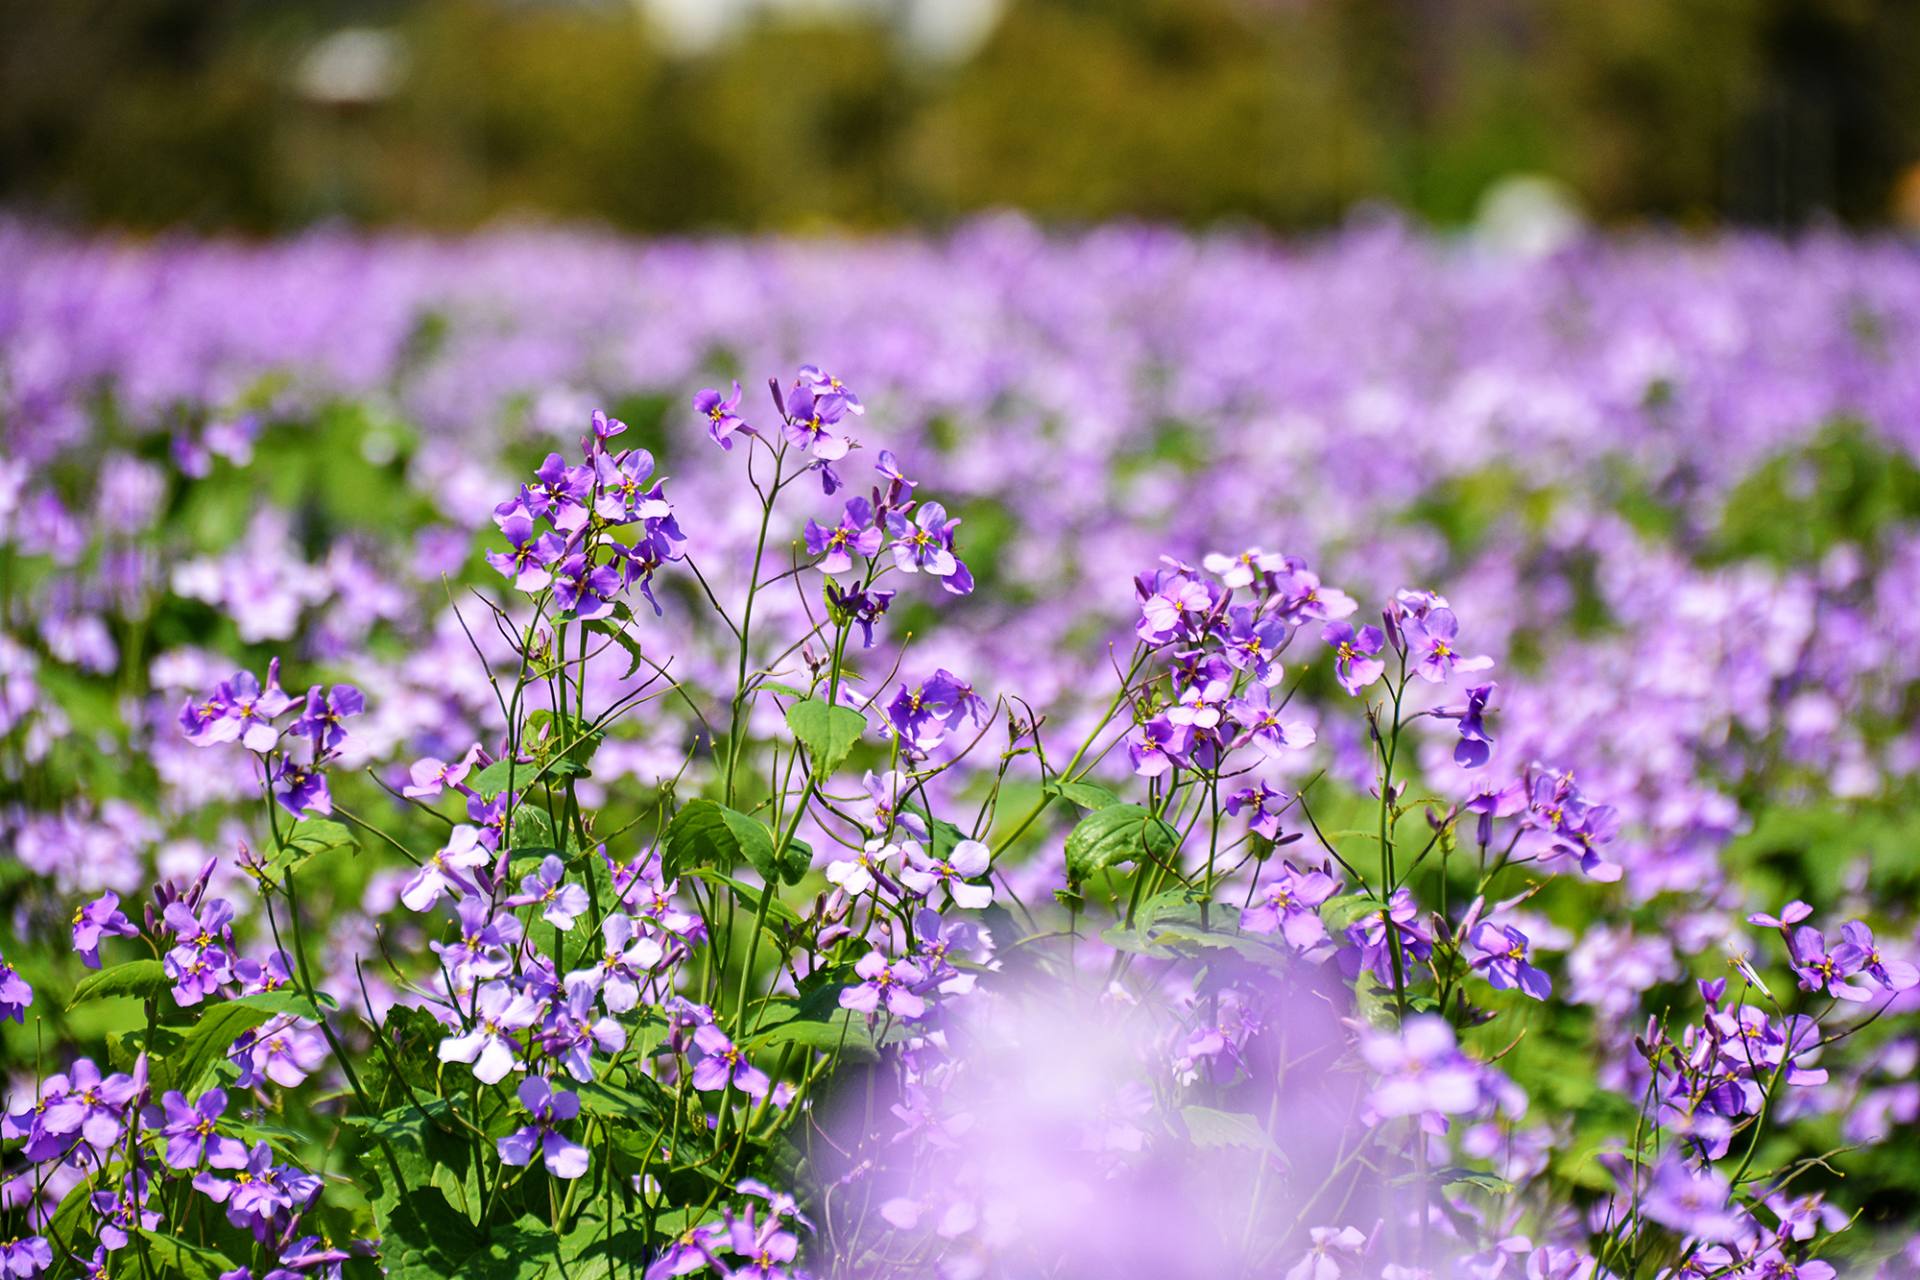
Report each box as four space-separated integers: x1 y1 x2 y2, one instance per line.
1 219 1918 1278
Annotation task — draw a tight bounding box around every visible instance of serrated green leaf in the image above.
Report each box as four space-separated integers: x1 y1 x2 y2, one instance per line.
587 618 647 680
68 959 171 1009
164 998 283 1094
467 757 521 798
1181 1105 1282 1158
682 867 802 925
576 1078 671 1127
1064 803 1180 885
663 799 806 885
1319 893 1382 934
785 697 867 777
749 1007 878 1061
1045 778 1121 810
1438 1167 1514 1195
755 680 812 700
134 1231 237 1280
270 817 356 875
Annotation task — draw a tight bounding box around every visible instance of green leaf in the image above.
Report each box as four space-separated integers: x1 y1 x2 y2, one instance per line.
1319 893 1382 934
467 757 521 798
1439 1167 1515 1195
588 617 647 680
46 1163 108 1249
134 1231 237 1280
1045 778 1121 810
1181 1105 1282 1158
577 1078 671 1128
682 867 802 925
663 799 807 885
1143 922 1291 966
755 680 812 700
1064 803 1180 885
233 987 331 1017
785 697 867 777
749 1007 878 1061
68 959 171 1009
528 709 603 776
270 817 356 875
164 998 283 1094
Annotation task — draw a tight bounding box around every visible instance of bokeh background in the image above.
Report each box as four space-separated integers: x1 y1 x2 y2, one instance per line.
6 0 1920 235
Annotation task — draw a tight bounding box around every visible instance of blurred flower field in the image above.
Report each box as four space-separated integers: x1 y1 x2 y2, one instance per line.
2 218 1919 1278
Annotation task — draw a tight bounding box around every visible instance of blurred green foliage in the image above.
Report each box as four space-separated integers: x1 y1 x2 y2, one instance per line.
3 0 1919 232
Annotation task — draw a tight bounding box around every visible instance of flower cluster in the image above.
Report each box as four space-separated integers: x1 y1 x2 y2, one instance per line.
178 660 363 818
488 409 685 617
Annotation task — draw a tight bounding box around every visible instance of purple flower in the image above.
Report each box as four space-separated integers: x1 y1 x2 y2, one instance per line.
532 453 593 533
1788 926 1872 1002
727 1213 801 1280
71 892 138 969
695 382 751 450
826 839 901 898
1227 684 1316 759
162 898 236 1005
439 982 542 1084
89 1174 162 1251
497 1076 590 1179
506 855 591 930
270 758 332 818
403 751 475 799
1128 715 1192 778
1322 621 1386 695
0 951 33 1022
1642 1158 1745 1243
691 1025 771 1098
805 497 883 575
399 824 492 912
1225 781 1290 839
644 1221 727 1280
886 502 961 579
823 579 895 647
1240 863 1337 949
840 950 927 1020
899 838 993 910
1362 1016 1481 1117
857 770 929 841
1202 547 1286 590
564 914 663 1013
552 553 622 621
1341 888 1433 986
196 1142 321 1240
290 683 363 754
1272 564 1357 625
1135 571 1214 645
157 1087 249 1171
243 1025 328 1089
543 981 628 1082
874 448 914 502
782 384 853 460
433 897 524 981
0 1237 51 1278
41 1059 137 1150
1286 1226 1367 1280
1834 920 1920 992
1219 604 1292 684
1435 682 1496 769
1401 606 1493 684
593 448 669 524
796 364 863 415
487 505 566 591
1467 922 1552 1000
179 663 294 752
